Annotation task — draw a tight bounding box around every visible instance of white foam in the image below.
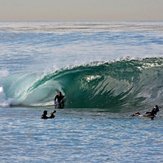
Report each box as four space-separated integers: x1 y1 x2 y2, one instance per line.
0 86 3 93
0 86 10 107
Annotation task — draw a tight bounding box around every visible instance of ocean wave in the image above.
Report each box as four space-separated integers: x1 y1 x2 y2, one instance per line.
1 57 163 112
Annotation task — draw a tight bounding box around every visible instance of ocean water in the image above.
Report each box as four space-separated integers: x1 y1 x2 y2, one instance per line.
0 22 163 162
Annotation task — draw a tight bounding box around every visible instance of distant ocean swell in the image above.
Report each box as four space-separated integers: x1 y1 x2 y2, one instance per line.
1 57 163 112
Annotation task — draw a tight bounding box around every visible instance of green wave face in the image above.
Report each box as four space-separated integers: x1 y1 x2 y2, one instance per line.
3 58 163 112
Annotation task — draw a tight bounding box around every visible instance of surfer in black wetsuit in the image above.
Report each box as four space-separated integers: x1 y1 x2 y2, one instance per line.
41 110 49 119
131 105 160 120
41 110 56 119
54 91 65 108
144 105 159 120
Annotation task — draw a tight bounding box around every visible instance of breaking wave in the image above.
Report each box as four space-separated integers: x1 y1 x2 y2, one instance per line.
1 57 163 112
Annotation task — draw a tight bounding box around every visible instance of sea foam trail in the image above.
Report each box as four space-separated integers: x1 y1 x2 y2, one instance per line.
0 69 10 107
2 58 163 112
0 86 10 107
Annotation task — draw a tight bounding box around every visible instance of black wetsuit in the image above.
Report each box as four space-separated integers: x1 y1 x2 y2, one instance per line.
41 114 48 119
145 106 159 120
151 107 159 116
54 94 64 108
55 95 64 103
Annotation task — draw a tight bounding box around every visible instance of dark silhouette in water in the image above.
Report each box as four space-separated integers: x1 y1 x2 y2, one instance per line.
131 112 141 116
41 110 48 119
41 110 56 119
49 110 56 118
145 105 159 116
131 105 160 120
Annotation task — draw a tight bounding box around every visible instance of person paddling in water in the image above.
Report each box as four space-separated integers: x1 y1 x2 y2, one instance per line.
41 110 56 119
131 105 160 120
54 91 65 108
144 105 159 120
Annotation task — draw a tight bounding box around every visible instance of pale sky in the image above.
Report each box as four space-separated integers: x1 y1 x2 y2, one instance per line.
0 0 163 21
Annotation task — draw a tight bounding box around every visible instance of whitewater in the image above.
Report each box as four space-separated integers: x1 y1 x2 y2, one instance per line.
0 22 163 162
